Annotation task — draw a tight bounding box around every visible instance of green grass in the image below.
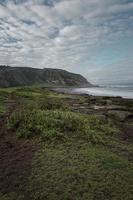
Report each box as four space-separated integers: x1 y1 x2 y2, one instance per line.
28 142 133 200
0 193 24 200
7 109 118 145
0 104 6 116
0 89 9 116
0 86 69 115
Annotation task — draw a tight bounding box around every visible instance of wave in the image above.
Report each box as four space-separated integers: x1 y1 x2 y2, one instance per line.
72 86 133 99
100 84 133 89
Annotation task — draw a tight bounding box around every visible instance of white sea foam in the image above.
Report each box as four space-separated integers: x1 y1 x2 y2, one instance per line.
72 86 133 99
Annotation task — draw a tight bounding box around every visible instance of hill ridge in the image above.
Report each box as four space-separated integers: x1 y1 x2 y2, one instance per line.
0 65 91 88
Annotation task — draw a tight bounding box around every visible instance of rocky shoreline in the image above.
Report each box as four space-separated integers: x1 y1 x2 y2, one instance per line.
51 88 133 143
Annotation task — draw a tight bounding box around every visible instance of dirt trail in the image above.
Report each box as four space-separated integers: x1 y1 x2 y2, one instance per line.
0 98 38 197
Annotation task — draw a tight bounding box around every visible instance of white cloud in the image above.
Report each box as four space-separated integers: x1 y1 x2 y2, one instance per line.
87 58 133 85
0 0 133 84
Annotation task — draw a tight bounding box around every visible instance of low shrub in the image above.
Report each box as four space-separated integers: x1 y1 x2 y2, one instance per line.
38 98 69 111
7 109 119 144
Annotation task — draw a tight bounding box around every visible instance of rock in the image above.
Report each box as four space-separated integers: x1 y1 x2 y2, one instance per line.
106 100 113 105
121 124 133 142
107 110 133 122
82 103 89 106
72 104 80 107
92 105 105 110
106 105 125 110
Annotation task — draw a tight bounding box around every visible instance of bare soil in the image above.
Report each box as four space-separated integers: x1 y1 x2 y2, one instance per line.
0 100 39 197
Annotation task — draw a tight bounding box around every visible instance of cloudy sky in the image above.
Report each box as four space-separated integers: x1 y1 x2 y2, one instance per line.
0 0 133 85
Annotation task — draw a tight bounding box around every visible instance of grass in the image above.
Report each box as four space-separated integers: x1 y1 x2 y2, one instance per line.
28 142 133 200
0 104 6 116
0 89 9 116
0 86 68 115
0 193 24 200
7 109 118 145
0 86 133 200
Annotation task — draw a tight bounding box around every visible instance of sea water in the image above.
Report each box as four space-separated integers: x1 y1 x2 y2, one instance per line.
72 85 133 99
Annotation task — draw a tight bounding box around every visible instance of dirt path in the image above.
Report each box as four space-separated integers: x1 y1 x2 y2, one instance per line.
0 99 39 198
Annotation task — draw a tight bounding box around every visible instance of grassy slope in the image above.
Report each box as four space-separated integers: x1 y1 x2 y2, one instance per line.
0 86 133 200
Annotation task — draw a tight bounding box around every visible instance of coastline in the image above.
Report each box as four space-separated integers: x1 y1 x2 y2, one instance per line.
50 87 133 121
51 86 133 100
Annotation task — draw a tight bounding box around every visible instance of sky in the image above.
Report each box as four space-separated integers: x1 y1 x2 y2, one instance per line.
0 0 133 85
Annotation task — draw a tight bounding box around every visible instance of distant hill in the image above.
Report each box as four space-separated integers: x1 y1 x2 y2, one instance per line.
0 66 92 88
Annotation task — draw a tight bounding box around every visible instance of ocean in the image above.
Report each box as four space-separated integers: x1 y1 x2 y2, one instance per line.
72 85 133 99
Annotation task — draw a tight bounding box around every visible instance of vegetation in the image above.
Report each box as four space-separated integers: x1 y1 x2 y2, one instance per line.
0 66 90 87
7 109 118 144
0 86 133 200
0 89 9 116
29 142 133 200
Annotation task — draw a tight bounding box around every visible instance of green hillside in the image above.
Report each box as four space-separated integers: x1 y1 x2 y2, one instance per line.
0 66 91 88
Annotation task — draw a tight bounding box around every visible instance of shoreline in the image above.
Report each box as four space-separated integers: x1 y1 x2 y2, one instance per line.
50 86 133 100
48 87 133 127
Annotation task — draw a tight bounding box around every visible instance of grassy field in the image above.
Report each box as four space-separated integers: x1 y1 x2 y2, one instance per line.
0 86 133 200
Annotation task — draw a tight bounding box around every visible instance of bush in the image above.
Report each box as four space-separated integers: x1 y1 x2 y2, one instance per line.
38 98 69 111
7 109 119 144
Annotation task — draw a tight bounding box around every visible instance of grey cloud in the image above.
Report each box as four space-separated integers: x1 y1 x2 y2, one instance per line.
0 0 133 84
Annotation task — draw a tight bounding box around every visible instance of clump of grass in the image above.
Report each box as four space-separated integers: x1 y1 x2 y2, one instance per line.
7 108 118 144
38 98 69 111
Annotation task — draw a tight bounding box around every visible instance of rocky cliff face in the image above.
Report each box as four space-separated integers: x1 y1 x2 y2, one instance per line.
0 66 91 87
